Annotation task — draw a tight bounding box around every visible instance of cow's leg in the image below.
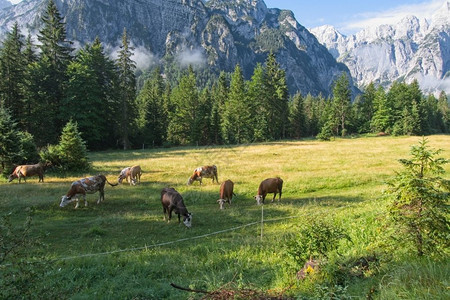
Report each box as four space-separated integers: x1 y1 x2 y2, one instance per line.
272 192 277 203
168 207 173 222
278 189 282 202
97 189 104 204
199 177 202 185
163 207 167 221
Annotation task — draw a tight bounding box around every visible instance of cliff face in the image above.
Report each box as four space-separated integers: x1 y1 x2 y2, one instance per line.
0 0 351 96
311 1 450 93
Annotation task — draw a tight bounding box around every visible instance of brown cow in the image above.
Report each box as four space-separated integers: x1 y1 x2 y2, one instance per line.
129 165 142 185
161 187 192 227
217 179 235 209
8 162 48 183
187 165 218 185
59 175 118 209
254 177 283 205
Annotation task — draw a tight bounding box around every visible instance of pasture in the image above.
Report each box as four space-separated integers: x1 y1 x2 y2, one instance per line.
1 135 449 299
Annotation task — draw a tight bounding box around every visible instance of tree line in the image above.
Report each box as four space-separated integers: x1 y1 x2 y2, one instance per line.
1 0 449 171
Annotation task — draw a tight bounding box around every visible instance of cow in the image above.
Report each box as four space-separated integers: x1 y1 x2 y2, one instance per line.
59 175 118 209
118 167 131 184
129 165 142 185
160 187 192 228
187 165 218 185
8 162 48 183
217 179 235 209
254 177 283 205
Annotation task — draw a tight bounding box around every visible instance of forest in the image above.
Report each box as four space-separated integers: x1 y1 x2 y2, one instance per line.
1 1 449 172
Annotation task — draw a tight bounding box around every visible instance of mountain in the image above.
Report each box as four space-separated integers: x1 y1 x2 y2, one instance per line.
0 0 11 10
0 0 351 96
311 1 450 94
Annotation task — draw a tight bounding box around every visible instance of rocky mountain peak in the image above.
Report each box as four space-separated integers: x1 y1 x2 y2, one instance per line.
0 0 11 10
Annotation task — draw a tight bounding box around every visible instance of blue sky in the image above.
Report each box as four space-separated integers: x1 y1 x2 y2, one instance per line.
9 0 445 35
264 0 444 34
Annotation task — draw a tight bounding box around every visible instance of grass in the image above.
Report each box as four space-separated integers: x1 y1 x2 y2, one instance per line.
0 135 449 299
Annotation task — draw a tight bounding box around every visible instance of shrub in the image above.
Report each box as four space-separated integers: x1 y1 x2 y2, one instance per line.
385 138 450 257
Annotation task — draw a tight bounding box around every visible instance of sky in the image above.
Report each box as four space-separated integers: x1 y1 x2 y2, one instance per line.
264 0 444 35
8 0 445 35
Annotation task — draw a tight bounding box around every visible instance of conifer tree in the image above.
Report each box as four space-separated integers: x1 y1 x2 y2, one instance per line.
116 28 137 150
221 64 250 144
0 107 21 172
33 0 73 144
136 67 167 147
57 119 90 171
167 66 200 145
370 86 391 133
62 38 118 150
247 63 269 142
0 23 25 122
210 72 228 144
331 72 352 136
264 53 289 139
437 91 449 132
289 93 306 139
386 138 449 256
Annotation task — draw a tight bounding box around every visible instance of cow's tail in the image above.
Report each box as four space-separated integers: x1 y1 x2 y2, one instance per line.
106 178 119 187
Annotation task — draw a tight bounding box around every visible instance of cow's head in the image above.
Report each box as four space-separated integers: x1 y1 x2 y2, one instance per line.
217 199 226 210
183 213 192 228
117 175 125 184
131 178 137 186
7 174 17 182
255 195 263 205
187 177 194 185
59 195 74 207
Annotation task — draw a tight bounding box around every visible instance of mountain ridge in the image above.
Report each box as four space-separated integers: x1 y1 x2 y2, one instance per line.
311 0 450 93
0 0 351 96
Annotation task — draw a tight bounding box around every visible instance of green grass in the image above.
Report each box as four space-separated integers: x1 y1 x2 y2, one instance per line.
1 135 449 299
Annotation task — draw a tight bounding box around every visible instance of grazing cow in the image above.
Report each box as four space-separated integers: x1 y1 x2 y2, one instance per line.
118 167 131 184
160 187 192 228
187 165 218 185
59 175 118 209
8 162 47 183
255 177 283 205
217 179 235 209
129 165 142 185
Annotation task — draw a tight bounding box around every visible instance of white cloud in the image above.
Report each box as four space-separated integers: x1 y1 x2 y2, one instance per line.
10 0 23 4
176 48 206 67
341 0 443 33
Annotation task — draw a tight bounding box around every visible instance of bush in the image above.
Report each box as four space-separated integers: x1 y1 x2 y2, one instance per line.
39 120 90 172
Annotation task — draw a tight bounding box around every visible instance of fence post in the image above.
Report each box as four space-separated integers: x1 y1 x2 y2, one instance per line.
261 205 264 240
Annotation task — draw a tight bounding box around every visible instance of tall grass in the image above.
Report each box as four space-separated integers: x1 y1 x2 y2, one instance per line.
0 135 449 298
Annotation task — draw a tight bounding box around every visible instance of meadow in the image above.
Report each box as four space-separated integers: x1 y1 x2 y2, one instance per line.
1 135 449 299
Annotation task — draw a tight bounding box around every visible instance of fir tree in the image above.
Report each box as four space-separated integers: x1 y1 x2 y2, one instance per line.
386 138 450 256
0 23 25 122
0 107 21 172
221 64 250 144
331 73 352 136
116 28 137 150
34 0 73 144
247 63 269 142
289 93 306 139
264 52 289 139
57 119 90 171
167 66 200 145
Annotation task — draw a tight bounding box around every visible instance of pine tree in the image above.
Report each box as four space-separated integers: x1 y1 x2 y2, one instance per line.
167 66 200 145
331 73 352 136
247 63 269 142
33 0 73 144
136 67 167 147
0 107 21 172
370 86 391 133
210 72 229 144
0 23 25 123
62 38 118 150
437 91 449 132
386 138 449 256
57 119 90 171
289 93 305 139
264 53 289 139
221 64 250 144
116 28 137 150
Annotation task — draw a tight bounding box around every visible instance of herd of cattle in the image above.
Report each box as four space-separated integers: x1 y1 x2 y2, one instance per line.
7 163 283 228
